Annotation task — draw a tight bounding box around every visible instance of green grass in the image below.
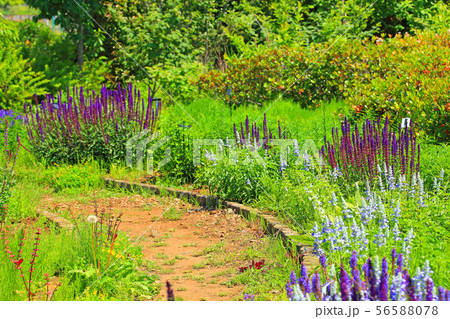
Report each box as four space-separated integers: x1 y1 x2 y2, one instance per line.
161 97 343 145
0 216 159 301
182 242 198 247
163 207 183 221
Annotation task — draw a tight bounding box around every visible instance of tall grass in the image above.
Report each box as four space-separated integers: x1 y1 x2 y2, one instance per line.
161 97 344 144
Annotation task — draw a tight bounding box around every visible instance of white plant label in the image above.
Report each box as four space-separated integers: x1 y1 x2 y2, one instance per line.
401 117 411 128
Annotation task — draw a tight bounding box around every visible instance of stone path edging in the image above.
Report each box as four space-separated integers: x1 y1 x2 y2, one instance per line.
103 178 317 268
37 210 74 230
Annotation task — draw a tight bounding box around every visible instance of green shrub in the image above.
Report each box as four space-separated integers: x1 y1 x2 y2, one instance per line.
196 45 344 108
0 20 49 110
341 30 450 142
41 162 103 191
196 147 280 204
18 20 111 94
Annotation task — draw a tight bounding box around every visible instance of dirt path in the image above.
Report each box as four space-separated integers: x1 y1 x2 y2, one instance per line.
41 192 266 301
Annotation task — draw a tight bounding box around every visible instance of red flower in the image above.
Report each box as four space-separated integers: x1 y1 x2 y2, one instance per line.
238 266 249 273
253 259 265 269
13 259 23 268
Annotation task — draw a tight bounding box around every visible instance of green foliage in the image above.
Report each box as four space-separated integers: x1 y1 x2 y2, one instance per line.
0 218 159 300
0 0 25 7
195 148 280 204
146 62 203 105
17 20 76 93
340 29 450 142
0 2 38 15
25 0 105 58
155 127 197 184
419 1 450 31
257 165 336 231
196 44 345 108
0 47 49 110
0 20 48 110
0 13 18 41
41 162 103 191
17 20 111 94
30 122 125 166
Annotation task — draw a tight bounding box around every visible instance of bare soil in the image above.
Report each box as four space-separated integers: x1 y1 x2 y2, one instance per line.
41 193 267 301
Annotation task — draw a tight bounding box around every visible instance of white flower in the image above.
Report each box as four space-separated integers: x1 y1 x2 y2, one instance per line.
87 215 98 224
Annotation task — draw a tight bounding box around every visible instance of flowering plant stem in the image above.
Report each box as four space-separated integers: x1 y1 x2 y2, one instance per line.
91 224 99 277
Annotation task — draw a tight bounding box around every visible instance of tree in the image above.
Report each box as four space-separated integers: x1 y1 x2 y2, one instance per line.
25 0 104 72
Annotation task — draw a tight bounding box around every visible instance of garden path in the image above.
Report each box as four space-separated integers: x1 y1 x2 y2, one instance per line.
41 192 267 301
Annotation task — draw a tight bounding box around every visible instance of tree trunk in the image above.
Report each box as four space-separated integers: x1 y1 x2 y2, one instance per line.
77 22 84 73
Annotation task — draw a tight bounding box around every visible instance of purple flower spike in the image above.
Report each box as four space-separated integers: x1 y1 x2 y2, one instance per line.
286 282 294 300
438 286 445 301
311 271 322 300
245 116 249 135
396 254 403 276
340 264 351 301
426 278 434 301
301 263 308 279
299 263 311 294
406 273 417 301
391 248 397 263
367 258 378 300
379 258 389 301
320 254 327 269
278 120 282 139
350 251 358 271
290 270 297 285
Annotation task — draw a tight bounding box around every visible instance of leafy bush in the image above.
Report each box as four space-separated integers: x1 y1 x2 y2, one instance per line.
196 45 343 108
25 84 161 165
146 62 202 105
339 30 450 142
41 162 103 191
0 19 49 111
0 118 25 223
198 27 450 141
154 127 196 184
18 20 111 94
196 147 280 204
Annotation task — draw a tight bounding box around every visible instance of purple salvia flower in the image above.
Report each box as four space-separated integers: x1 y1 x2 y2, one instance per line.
379 258 389 301
245 116 249 136
438 286 445 301
350 251 358 273
241 123 246 146
286 281 294 300
396 254 403 275
406 272 417 301
290 270 297 285
425 278 434 301
311 271 322 300
299 263 311 294
319 254 327 269
367 258 378 301
340 264 351 301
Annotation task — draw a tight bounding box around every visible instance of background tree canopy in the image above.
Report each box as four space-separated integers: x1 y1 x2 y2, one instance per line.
0 0 445 108
23 0 449 83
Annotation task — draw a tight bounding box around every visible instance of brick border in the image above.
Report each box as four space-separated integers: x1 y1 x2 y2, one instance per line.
103 178 317 268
